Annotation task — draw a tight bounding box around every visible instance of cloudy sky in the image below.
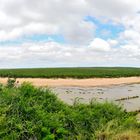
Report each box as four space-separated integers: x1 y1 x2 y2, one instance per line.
0 0 140 68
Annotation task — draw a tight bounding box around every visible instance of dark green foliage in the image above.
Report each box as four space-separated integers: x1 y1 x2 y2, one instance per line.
0 83 139 140
6 78 16 88
0 67 140 78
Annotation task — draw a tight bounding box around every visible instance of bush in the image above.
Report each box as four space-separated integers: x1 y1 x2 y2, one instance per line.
0 83 139 140
6 78 16 88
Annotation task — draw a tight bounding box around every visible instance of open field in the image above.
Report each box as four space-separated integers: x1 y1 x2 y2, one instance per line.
0 67 140 78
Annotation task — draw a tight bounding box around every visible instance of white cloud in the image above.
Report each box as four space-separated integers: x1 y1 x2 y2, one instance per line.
61 21 95 45
121 45 140 58
0 0 139 42
121 30 140 41
89 38 111 52
0 1 139 36
0 0 140 67
0 40 140 68
0 0 93 44
107 39 118 47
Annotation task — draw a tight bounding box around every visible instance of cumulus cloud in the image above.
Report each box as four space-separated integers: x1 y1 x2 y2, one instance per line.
0 0 140 67
107 39 118 47
0 40 139 68
89 38 111 52
0 0 93 43
0 0 139 42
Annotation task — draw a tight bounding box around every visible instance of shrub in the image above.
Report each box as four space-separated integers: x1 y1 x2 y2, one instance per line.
6 78 16 88
0 83 139 140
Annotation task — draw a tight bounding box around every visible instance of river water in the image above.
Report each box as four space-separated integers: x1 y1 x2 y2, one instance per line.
51 83 140 112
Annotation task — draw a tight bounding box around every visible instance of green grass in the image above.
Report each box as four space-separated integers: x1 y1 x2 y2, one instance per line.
0 67 140 78
0 82 140 140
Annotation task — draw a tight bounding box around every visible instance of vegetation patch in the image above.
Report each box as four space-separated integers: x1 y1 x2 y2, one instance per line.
0 67 140 78
0 82 140 140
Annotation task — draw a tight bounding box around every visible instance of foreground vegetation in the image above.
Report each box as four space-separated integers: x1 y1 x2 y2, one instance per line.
0 67 140 78
0 81 140 140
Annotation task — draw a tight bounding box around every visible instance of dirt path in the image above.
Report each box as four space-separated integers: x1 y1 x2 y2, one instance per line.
1 77 140 87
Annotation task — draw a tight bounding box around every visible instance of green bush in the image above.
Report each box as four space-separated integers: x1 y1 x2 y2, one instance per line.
0 83 139 140
6 78 16 88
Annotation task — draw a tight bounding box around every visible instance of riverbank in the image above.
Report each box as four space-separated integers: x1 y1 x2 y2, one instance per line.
1 77 140 87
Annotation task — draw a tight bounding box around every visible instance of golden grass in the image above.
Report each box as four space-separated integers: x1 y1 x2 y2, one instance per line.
113 130 140 140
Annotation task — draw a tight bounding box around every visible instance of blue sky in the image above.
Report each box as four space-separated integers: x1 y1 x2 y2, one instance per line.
0 34 65 46
85 16 125 39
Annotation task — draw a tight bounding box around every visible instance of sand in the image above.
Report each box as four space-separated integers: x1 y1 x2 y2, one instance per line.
0 77 140 87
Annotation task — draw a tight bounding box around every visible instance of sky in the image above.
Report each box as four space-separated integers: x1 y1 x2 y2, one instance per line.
0 0 140 68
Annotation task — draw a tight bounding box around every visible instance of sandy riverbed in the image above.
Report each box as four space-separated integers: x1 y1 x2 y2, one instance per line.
0 77 140 87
